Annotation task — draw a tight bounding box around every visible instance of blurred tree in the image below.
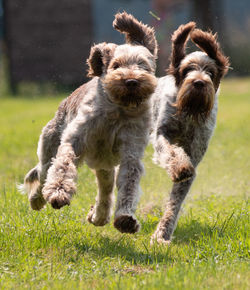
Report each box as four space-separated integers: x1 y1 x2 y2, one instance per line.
3 0 93 95
0 0 3 59
152 0 188 75
190 0 228 65
0 0 3 39
191 0 215 30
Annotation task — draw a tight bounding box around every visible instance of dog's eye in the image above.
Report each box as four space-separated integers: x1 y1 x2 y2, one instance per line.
182 67 193 77
144 66 151 72
112 63 120 70
207 70 215 79
138 61 151 72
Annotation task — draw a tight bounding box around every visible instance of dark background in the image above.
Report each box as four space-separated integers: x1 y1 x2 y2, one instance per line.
1 0 250 94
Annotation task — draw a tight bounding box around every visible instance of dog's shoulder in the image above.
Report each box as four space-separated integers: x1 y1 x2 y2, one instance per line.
58 77 99 118
152 75 177 122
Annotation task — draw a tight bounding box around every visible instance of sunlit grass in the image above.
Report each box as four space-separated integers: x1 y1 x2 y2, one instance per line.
0 77 249 289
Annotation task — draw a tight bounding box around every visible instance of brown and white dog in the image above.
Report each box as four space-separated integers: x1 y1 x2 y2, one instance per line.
20 12 158 234
151 22 229 244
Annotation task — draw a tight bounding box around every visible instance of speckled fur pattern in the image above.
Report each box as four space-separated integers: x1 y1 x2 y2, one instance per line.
19 12 158 235
151 23 229 244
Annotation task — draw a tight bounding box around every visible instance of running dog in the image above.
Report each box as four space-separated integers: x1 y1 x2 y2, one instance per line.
151 22 229 244
20 12 158 234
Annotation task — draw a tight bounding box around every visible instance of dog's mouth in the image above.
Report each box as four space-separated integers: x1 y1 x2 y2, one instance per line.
175 81 215 121
108 92 146 109
103 72 157 109
119 94 145 108
104 81 153 108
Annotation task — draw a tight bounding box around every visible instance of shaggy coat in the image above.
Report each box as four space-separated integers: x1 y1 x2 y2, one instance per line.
151 23 229 244
20 12 158 234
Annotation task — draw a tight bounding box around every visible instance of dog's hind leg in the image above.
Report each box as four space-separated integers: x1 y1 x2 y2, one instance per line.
151 177 194 245
20 165 46 210
21 108 65 210
87 168 115 226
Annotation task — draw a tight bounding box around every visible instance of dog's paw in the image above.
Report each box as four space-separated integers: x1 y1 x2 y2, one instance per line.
114 215 140 234
49 192 70 209
170 162 195 183
150 230 171 246
29 194 46 211
87 205 110 226
43 188 71 209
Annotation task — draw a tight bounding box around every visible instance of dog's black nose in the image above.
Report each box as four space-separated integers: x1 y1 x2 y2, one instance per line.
125 79 139 88
193 80 205 88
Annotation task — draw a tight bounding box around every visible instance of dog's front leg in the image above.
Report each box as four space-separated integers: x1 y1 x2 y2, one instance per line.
42 142 78 209
42 120 85 209
154 134 195 182
114 157 144 234
87 168 115 226
151 177 194 245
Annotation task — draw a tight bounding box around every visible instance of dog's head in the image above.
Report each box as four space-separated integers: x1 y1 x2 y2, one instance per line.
168 23 230 120
87 12 157 109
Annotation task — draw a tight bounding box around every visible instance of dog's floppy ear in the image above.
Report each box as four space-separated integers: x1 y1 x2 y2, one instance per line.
190 29 230 77
113 11 158 58
87 42 117 77
168 22 196 81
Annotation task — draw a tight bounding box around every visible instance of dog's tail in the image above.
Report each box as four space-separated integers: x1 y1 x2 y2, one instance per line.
190 29 230 77
113 11 158 57
18 166 40 197
18 166 47 210
168 22 196 82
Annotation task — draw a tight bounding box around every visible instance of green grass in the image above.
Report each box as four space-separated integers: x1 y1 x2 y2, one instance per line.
0 78 249 289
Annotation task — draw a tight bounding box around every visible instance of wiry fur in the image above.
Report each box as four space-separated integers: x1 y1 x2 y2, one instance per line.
190 29 229 79
20 12 158 235
151 24 229 244
167 21 196 85
113 11 158 58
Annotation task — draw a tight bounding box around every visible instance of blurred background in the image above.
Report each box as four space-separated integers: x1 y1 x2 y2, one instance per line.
0 0 250 95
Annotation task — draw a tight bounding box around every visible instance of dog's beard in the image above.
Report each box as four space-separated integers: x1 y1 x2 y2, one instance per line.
103 71 157 108
175 79 215 121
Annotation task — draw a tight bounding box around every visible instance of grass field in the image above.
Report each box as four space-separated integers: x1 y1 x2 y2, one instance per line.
0 78 249 289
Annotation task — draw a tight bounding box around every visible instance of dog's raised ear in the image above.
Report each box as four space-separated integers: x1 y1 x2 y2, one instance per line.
190 29 230 77
168 22 196 80
113 11 158 58
87 42 117 77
